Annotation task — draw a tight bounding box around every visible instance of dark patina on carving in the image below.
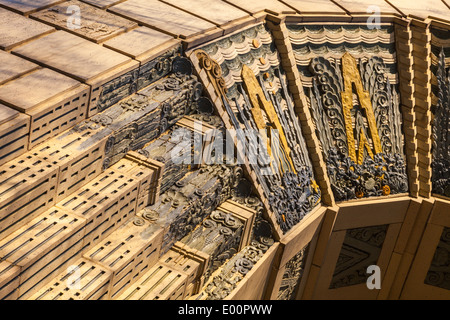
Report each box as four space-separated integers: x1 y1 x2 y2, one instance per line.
308 54 408 201
141 163 244 254
330 225 388 289
425 227 450 290
195 24 321 234
431 45 450 197
277 244 310 300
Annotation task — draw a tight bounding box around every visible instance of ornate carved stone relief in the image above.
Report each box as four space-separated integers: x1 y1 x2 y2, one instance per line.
424 227 450 290
277 244 310 300
181 208 244 280
290 24 408 202
329 225 388 289
195 23 320 234
430 27 450 198
141 163 244 254
199 220 274 301
74 57 204 170
189 177 274 300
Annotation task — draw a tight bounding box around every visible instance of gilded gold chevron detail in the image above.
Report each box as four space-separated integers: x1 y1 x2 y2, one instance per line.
357 127 374 165
241 65 296 174
341 52 382 164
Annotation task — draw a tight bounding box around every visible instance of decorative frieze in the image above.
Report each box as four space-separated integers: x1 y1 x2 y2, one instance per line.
289 23 409 202
193 23 321 234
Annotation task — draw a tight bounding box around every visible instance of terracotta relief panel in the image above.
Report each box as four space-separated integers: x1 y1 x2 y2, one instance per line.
277 244 310 300
329 224 388 289
289 24 408 202
194 23 321 234
430 26 450 198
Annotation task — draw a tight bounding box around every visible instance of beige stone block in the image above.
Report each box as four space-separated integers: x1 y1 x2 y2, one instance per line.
0 50 38 85
334 197 411 231
31 0 138 43
162 0 249 26
0 8 54 50
220 16 257 36
103 26 178 62
80 0 126 9
334 0 400 14
0 105 30 166
0 0 64 15
388 0 450 21
12 30 132 83
281 0 346 14
109 0 216 39
223 0 295 15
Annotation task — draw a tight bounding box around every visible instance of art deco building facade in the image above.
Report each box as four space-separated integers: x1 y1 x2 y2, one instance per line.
0 0 448 300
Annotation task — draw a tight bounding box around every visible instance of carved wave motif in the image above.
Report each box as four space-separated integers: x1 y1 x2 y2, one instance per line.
288 25 394 46
201 24 280 89
293 43 396 66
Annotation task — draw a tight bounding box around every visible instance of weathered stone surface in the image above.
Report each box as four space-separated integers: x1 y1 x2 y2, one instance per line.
0 68 82 113
0 50 38 85
79 0 125 9
103 26 177 61
388 0 450 20
333 0 401 14
0 8 54 50
281 0 347 14
0 0 64 14
12 30 132 82
109 0 216 38
31 0 137 43
224 0 295 14
162 0 249 26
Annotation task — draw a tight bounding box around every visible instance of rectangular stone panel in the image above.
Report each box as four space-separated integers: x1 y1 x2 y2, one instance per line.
103 26 177 62
388 0 450 20
0 0 64 15
12 31 132 83
333 0 401 14
31 0 138 43
224 0 296 14
161 0 249 26
0 68 90 148
0 50 39 86
0 8 54 50
108 0 216 38
12 30 139 116
83 218 164 299
281 0 347 14
79 0 126 9
29 258 112 300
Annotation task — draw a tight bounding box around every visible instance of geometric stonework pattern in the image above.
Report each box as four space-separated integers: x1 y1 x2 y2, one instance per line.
277 244 310 300
329 225 388 289
425 227 450 290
